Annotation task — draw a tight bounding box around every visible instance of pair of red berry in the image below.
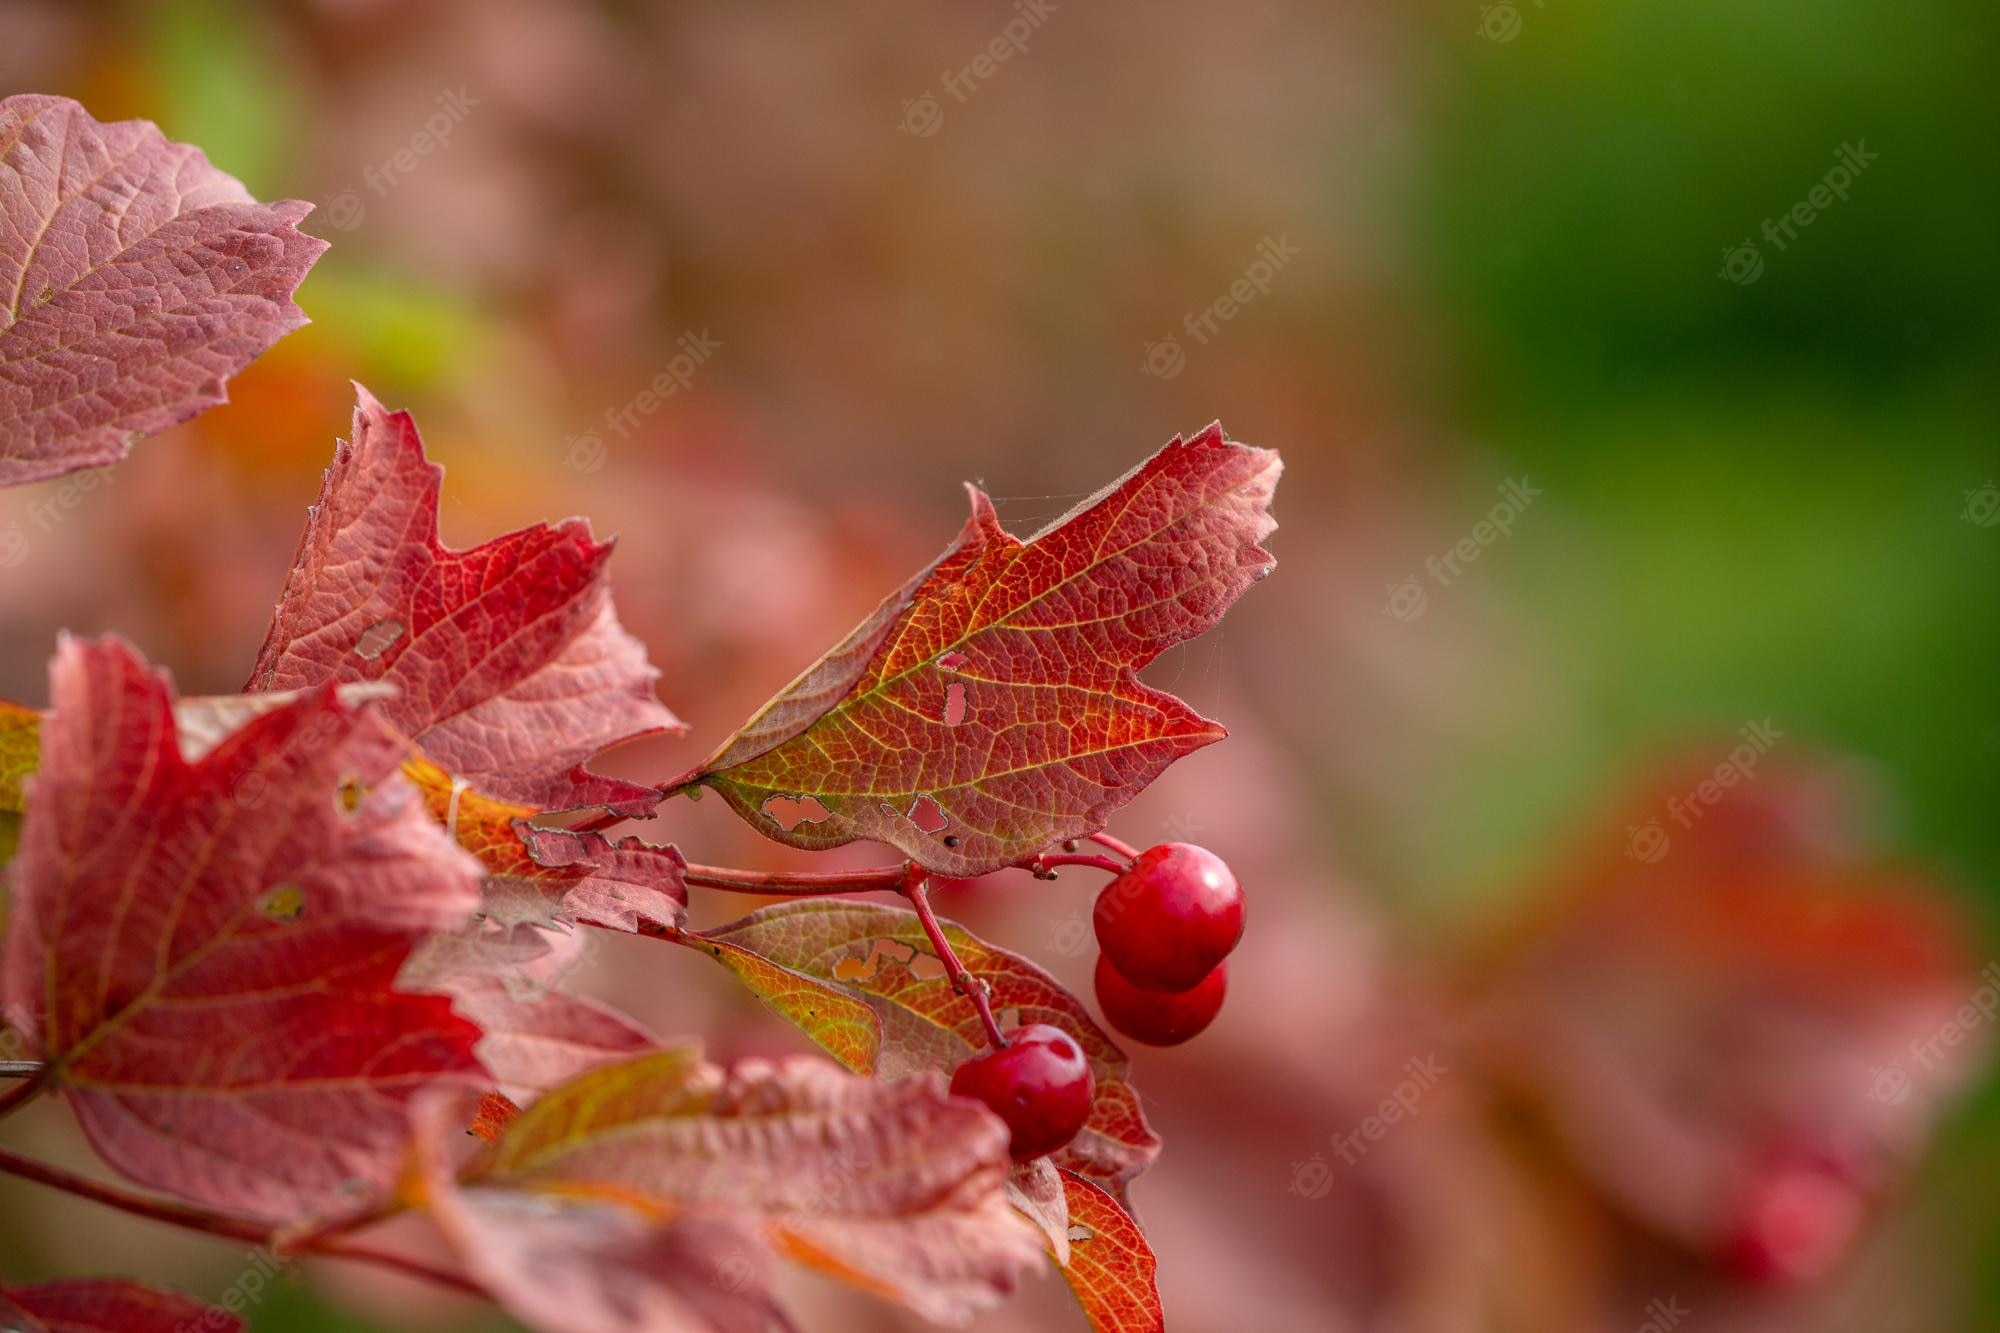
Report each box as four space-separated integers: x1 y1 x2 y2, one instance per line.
950 843 1244 1161
1091 842 1243 1046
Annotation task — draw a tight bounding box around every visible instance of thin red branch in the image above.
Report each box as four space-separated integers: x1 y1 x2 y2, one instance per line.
0 1068 45 1121
902 872 1008 1050
683 861 912 896
0 1145 266 1243
1087 830 1141 861
1023 851 1128 877
0 1145 481 1298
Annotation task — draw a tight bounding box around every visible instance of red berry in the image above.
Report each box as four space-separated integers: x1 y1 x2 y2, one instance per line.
1095 955 1227 1046
948 1024 1095 1162
1093 843 1244 991
1717 1150 1864 1285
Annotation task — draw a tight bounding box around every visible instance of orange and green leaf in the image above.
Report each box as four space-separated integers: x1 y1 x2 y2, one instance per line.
682 425 1280 875
690 899 1160 1195
1055 1169 1164 1333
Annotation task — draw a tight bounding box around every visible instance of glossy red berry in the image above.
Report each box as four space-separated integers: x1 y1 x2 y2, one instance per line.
949 1024 1095 1162
1095 955 1227 1046
1093 842 1244 991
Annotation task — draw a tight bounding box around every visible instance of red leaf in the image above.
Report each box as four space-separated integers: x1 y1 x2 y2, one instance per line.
0 636 485 1221
0 95 326 486
0 1277 242 1333
413 1047 1043 1328
400 753 687 931
248 386 679 816
681 425 1280 874
691 900 1161 1195
419 972 661 1105
1467 757 1991 1276
1054 1169 1164 1333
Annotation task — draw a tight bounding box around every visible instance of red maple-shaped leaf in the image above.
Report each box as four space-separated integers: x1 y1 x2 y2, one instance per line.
248 386 679 816
0 95 326 486
689 900 1161 1195
681 425 1280 874
0 1277 242 1333
0 636 485 1221
413 1046 1044 1328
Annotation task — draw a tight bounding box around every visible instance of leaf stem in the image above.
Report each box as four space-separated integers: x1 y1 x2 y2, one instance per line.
0 1059 44 1079
1087 831 1141 861
1023 852 1129 877
901 871 1008 1050
0 1145 482 1298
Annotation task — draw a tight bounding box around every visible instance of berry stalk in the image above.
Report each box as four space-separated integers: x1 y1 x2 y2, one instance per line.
900 872 1008 1050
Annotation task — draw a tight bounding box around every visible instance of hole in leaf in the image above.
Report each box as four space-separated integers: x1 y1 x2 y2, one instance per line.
1068 1223 1097 1243
353 618 406 660
910 952 946 982
907 795 948 834
834 939 916 983
943 682 968 726
761 794 831 831
937 650 970 672
261 884 307 922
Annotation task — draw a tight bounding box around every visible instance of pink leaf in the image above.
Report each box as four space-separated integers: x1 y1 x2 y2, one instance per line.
0 95 326 486
248 385 679 816
416 1047 1043 1327
0 1278 242 1333
0 635 485 1221
417 972 661 1104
